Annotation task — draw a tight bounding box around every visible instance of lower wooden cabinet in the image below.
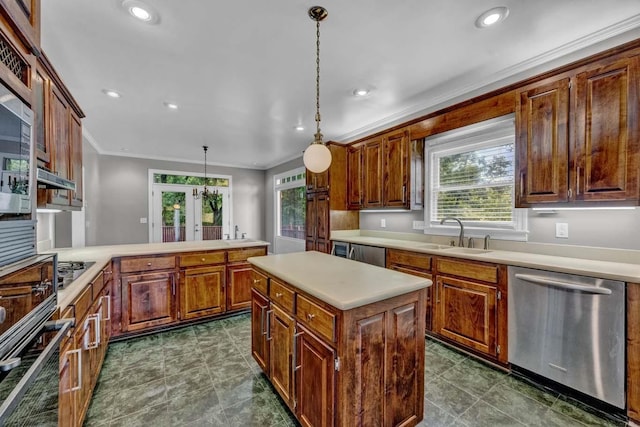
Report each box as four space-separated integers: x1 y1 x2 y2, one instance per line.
227 263 253 311
58 331 79 427
179 265 225 320
251 266 426 426
121 271 177 332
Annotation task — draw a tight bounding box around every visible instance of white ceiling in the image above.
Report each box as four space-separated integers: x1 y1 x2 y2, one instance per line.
40 1 640 170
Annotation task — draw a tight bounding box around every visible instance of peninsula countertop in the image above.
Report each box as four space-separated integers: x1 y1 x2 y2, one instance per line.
49 239 269 310
247 251 431 310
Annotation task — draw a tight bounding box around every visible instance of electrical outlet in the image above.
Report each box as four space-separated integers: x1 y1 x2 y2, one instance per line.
140 217 148 224
412 220 425 230
555 222 569 238
380 218 386 228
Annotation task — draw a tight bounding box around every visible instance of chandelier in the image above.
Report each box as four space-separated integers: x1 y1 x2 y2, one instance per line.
193 145 218 200
302 6 332 174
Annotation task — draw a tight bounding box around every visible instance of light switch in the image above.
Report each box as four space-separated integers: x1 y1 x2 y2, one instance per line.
380 218 386 228
412 220 425 230
555 222 568 238
140 217 148 224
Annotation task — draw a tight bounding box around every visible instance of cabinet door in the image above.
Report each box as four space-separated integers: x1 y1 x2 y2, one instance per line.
180 265 225 320
121 272 176 332
306 192 330 253
305 193 317 243
59 337 79 427
574 55 640 203
251 289 270 373
347 144 363 209
434 275 497 357
315 192 329 244
227 263 253 311
33 67 50 163
0 286 32 335
270 303 295 408
49 83 71 206
363 138 383 208
306 170 329 193
296 324 335 427
515 78 570 206
383 129 410 208
70 110 83 207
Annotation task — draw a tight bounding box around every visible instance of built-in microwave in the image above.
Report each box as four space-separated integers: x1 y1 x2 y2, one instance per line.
331 241 351 258
0 82 32 215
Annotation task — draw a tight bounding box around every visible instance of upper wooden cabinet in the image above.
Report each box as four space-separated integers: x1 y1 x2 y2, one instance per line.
516 53 640 206
348 127 423 210
0 0 40 52
35 54 85 210
573 54 640 203
516 78 570 205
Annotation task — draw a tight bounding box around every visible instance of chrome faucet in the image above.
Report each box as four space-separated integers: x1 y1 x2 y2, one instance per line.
440 217 464 247
234 225 239 240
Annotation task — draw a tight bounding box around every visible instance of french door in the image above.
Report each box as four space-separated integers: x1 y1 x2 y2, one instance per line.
152 184 230 243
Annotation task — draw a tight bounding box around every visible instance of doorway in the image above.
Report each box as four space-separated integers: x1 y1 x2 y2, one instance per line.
151 184 230 243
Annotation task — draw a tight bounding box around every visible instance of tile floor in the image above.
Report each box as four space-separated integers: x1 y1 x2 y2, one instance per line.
84 313 625 427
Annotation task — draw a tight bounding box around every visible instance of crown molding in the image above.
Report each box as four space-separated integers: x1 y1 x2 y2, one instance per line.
337 14 640 143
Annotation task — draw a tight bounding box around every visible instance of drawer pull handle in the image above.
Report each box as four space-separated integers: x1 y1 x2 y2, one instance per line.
275 292 283 298
201 258 206 262
307 313 315 321
253 279 261 284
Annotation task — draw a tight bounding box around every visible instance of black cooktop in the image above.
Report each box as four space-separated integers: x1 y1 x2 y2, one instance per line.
57 261 95 288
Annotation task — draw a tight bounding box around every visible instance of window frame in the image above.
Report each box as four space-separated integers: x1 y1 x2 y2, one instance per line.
274 167 306 242
423 115 528 241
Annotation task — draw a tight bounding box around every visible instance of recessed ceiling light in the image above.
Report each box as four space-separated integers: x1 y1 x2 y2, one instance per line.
102 89 121 98
295 125 305 131
121 0 160 24
353 89 370 97
164 102 178 110
475 7 509 28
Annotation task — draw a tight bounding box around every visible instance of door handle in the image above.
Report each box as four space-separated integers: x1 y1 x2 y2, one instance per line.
101 295 111 321
514 274 612 295
265 310 273 341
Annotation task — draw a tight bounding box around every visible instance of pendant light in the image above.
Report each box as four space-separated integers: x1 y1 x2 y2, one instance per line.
193 145 218 200
303 6 332 174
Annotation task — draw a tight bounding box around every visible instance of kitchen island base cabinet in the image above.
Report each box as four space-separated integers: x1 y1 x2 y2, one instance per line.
251 265 426 427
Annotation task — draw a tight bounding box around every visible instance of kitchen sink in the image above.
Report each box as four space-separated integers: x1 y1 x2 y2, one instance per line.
441 247 492 254
224 238 255 245
415 243 450 250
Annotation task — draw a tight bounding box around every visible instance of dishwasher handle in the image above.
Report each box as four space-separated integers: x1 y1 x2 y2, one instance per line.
514 273 612 295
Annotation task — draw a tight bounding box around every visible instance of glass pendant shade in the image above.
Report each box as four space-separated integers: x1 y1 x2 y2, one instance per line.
304 143 332 173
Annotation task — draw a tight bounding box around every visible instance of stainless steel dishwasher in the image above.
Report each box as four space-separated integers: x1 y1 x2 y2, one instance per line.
350 244 386 267
508 266 625 409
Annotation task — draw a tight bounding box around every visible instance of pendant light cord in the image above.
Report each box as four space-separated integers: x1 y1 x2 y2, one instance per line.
314 17 322 144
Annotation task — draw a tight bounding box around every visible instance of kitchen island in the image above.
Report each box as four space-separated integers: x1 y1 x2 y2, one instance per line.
248 251 431 427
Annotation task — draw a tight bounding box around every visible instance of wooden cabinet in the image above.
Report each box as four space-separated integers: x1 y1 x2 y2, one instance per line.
179 265 225 320
433 257 507 364
346 144 363 209
251 288 270 372
573 54 640 203
305 143 359 254
516 53 640 207
0 0 40 50
306 191 330 253
35 53 85 210
516 78 570 205
227 246 268 311
58 331 79 427
121 271 177 332
386 249 434 331
363 136 383 208
252 265 426 426
296 323 335 427
349 127 419 210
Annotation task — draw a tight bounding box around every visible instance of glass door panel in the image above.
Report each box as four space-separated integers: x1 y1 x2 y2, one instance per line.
152 185 195 242
193 187 230 240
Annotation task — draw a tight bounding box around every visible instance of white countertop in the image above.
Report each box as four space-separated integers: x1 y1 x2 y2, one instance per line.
247 251 431 310
332 235 640 283
51 239 269 311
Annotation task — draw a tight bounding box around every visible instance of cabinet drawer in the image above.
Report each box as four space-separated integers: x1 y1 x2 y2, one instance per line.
436 258 498 283
179 252 226 267
296 294 336 343
252 270 268 295
387 249 432 271
269 279 294 313
92 272 106 295
73 283 93 323
120 256 176 273
228 247 267 263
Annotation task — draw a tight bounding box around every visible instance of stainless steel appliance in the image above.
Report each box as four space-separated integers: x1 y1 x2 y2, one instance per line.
0 82 32 215
57 260 95 288
0 253 75 424
331 241 350 259
350 244 386 267
508 266 625 409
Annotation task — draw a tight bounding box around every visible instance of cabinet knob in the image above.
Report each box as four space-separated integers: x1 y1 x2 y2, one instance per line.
275 292 283 298
147 262 152 266
201 258 206 262
307 313 315 321
253 279 261 284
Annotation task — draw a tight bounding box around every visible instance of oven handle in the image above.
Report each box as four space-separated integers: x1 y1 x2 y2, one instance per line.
514 274 612 295
0 318 74 424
